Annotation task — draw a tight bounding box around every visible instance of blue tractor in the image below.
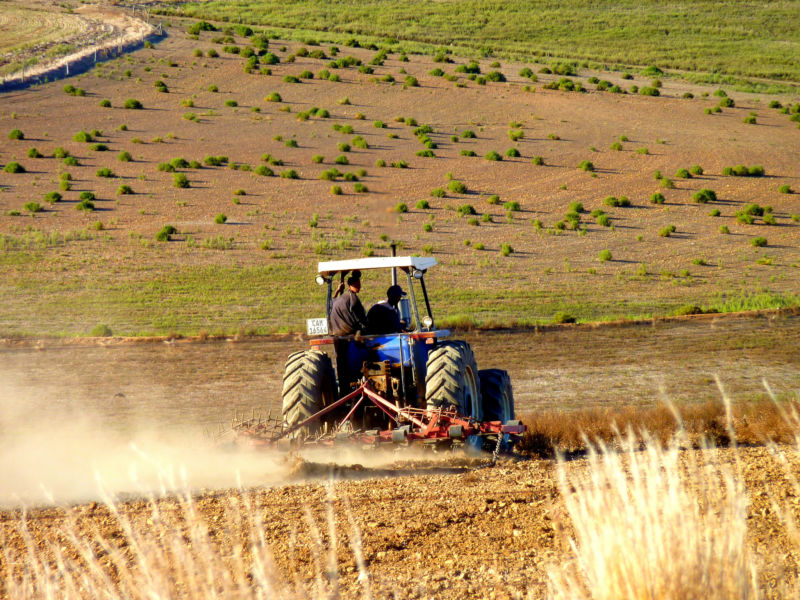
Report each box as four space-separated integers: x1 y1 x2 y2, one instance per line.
275 254 520 451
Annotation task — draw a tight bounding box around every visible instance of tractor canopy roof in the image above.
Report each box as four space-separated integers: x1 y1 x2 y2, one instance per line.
318 256 437 277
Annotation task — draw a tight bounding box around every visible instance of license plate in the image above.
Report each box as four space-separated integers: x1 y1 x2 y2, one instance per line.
306 318 329 336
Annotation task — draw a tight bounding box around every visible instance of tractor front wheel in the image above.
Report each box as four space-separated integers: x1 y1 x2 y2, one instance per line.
281 350 335 439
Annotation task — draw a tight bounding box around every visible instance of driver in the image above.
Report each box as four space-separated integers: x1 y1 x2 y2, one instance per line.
367 285 407 334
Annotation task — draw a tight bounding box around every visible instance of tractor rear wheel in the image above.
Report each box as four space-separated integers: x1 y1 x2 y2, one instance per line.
281 350 335 439
478 368 515 422
479 368 515 452
425 341 482 421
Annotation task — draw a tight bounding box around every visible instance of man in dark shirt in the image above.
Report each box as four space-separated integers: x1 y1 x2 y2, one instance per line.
329 275 368 336
367 285 406 334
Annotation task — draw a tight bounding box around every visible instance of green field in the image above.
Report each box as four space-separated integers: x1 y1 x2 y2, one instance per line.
167 0 800 84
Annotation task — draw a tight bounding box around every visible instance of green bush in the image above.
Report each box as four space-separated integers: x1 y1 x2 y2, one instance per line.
96 167 114 178
484 150 502 161
500 243 514 257
3 162 24 173
352 136 368 149
124 98 143 109
778 184 793 194
74 130 92 143
395 202 408 213
709 208 721 217
214 213 228 224
597 213 611 227
597 249 612 262
255 165 274 177
431 188 446 198
659 225 677 237
505 148 521 158
718 97 735 108
659 177 674 189
719 225 730 234
610 141 623 151
312 155 324 164
675 168 691 179
23 201 42 213
651 192 666 204
330 185 342 195
692 189 717 203
578 160 594 172
461 150 477 157
743 115 757 124
416 149 435 158
416 199 430 209
503 201 520 211
457 204 476 216
44 191 62 203
173 173 190 188
373 120 386 129
448 180 467 194
118 151 133 162
689 165 703 175
158 162 175 172
487 195 500 205
353 182 368 193
76 199 95 211
8 129 24 140
117 184 133 195
338 142 351 152
156 225 178 242
335 155 349 165
751 236 767 247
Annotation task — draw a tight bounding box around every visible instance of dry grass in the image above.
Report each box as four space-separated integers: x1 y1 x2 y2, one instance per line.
519 398 800 456
548 430 757 599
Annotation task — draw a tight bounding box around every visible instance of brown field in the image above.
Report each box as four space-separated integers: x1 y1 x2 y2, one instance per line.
1 17 799 335
2 12 800 599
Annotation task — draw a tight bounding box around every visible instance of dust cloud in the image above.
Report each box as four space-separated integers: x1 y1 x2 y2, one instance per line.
0 370 444 507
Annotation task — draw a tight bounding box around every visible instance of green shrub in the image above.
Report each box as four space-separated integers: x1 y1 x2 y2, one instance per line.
74 130 92 143
763 213 777 225
280 169 299 179
610 141 623 151
76 199 95 211
352 136 368 149
373 120 386 129
659 177 674 189
692 189 717 203
778 184 793 194
416 199 430 209
416 149 436 158
53 147 69 159
265 92 282 103
335 155 349 165
597 213 611 227
214 213 228 224
118 151 132 162
395 202 408 213
448 180 467 194
751 236 767 247
353 182 368 193
312 155 324 164
255 165 274 177
23 201 42 213
404 75 419 87
578 160 594 172
503 201 520 211
718 97 735 108
719 225 730 234
156 224 178 241
3 162 24 173
158 162 175 172
431 188 446 198
505 148 521 158
330 185 342 195
743 115 757 124
117 184 133 195
203 155 228 167
458 204 476 216
173 173 190 188
675 168 691 179
484 150 502 161
597 249 612 262
124 98 143 109
44 191 62 204
338 142 351 152
500 243 514 257
96 167 114 178
659 225 677 237
8 128 24 140
709 208 721 217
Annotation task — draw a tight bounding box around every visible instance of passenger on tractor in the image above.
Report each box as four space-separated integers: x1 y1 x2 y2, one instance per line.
329 274 368 336
367 285 408 334
329 273 368 397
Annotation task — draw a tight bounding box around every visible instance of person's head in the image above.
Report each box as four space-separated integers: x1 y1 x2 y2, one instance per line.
347 275 361 292
386 284 406 306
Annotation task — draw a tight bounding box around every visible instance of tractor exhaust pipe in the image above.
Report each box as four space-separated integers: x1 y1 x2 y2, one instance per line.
391 243 397 286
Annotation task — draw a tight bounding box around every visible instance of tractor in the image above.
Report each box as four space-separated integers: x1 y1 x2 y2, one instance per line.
233 254 524 453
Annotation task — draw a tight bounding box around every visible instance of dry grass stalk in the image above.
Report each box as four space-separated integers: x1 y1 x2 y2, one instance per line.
549 430 758 600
